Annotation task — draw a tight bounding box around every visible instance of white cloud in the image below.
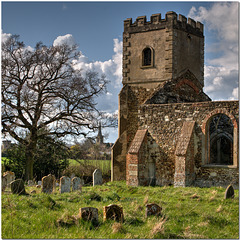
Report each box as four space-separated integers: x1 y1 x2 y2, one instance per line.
53 34 76 47
188 2 238 100
1 31 12 43
204 65 238 100
71 38 122 113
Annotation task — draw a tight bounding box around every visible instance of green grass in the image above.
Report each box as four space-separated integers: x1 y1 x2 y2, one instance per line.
68 159 111 175
2 181 239 239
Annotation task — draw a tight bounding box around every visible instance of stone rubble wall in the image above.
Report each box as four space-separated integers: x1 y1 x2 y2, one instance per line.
139 100 239 187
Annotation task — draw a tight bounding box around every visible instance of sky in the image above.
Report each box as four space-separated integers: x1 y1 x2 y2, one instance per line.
2 1 239 144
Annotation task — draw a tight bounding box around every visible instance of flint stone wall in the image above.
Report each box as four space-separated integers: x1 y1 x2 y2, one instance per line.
139 100 239 187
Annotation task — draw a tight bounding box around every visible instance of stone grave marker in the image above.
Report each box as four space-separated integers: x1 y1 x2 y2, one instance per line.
28 180 35 186
224 184 234 199
2 175 7 192
60 176 71 193
10 179 26 195
103 204 124 222
145 203 162 217
72 177 82 191
79 207 98 223
93 169 102 186
38 181 42 185
42 174 56 193
3 171 15 187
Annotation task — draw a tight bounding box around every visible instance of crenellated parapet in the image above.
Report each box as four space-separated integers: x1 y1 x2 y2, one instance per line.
124 11 203 37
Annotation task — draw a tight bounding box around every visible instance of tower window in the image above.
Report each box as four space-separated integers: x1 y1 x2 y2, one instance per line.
142 47 154 67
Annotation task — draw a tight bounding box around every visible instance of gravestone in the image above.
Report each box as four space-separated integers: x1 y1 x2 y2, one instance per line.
103 204 124 222
28 180 35 186
3 171 15 187
42 174 56 193
224 184 234 199
79 207 98 223
10 179 26 195
38 181 42 186
145 203 162 217
60 176 71 193
2 175 8 192
72 177 82 191
93 169 102 186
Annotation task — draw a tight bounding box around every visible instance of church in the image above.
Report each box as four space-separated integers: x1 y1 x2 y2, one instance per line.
111 11 239 188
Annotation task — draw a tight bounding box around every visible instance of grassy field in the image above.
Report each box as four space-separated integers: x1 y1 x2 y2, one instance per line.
68 159 111 175
2 181 239 239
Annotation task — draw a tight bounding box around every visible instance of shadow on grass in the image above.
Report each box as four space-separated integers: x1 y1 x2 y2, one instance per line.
125 217 144 226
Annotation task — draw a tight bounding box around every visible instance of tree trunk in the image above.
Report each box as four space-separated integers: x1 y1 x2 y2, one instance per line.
25 156 34 181
25 139 37 181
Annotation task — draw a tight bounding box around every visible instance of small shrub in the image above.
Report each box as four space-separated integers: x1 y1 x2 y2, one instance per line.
57 213 79 227
62 164 96 178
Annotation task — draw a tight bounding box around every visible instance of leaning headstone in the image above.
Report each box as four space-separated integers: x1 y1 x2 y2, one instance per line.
42 174 56 194
93 169 102 186
145 203 162 217
3 171 15 187
2 175 8 192
224 184 234 199
10 179 26 195
72 177 82 191
103 204 124 222
28 180 35 186
79 207 98 223
60 176 71 193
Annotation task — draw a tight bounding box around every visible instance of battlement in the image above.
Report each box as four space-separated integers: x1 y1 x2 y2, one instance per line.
124 11 203 37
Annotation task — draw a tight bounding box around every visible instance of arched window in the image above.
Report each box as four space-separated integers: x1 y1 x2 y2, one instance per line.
209 114 233 165
202 110 238 167
142 47 154 67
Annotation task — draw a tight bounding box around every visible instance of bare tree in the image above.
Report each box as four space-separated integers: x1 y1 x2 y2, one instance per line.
2 35 115 180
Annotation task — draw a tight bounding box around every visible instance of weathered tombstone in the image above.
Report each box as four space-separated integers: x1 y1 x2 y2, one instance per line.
2 175 8 192
59 176 71 193
10 179 26 195
38 181 42 186
224 184 234 199
79 207 98 223
145 203 162 217
72 177 82 191
103 204 124 222
41 174 56 193
3 171 15 187
93 169 102 186
28 180 35 186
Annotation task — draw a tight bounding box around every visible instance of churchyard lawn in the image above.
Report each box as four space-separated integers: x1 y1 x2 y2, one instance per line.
2 181 239 239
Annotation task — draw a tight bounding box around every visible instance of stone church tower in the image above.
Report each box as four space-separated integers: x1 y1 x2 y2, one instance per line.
122 11 204 88
112 11 239 187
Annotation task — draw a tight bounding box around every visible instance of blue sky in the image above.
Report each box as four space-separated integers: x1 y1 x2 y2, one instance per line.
2 1 239 143
2 2 213 61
